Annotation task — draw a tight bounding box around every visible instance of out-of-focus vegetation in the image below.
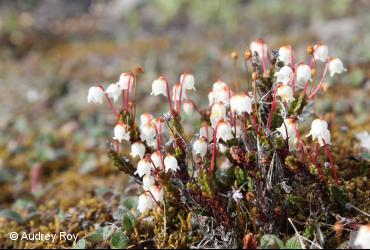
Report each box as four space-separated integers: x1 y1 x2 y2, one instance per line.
0 0 368 248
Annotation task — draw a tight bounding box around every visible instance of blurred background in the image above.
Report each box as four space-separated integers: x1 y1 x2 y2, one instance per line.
0 0 369 244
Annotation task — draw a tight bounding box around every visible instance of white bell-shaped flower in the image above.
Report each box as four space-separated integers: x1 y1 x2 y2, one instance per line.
140 124 156 142
151 77 167 96
164 154 179 172
87 86 104 104
193 138 208 158
117 73 133 90
214 87 231 105
296 64 312 85
328 58 346 77
142 175 155 190
130 141 146 159
151 151 162 169
200 124 214 142
140 113 154 126
250 39 268 59
149 185 164 203
230 94 252 115
180 73 196 91
354 224 370 249
278 46 292 65
276 118 298 150
113 123 130 142
105 83 121 102
275 66 293 85
306 119 331 146
183 100 194 115
216 121 233 142
313 44 328 63
135 159 152 177
212 80 227 93
210 102 226 128
172 83 186 102
277 85 295 103
137 192 154 213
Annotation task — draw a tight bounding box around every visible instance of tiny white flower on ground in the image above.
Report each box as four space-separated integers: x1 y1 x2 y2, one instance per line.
230 94 252 115
232 189 243 202
313 44 328 63
216 121 233 142
200 123 214 142
250 39 268 59
210 102 226 128
149 185 164 203
117 73 133 90
183 100 194 115
151 151 163 169
140 124 156 142
277 85 295 103
193 138 208 158
140 113 154 126
328 58 347 77
355 131 370 151
164 154 179 172
276 118 298 149
142 175 155 190
275 66 293 85
354 224 370 249
113 123 130 142
180 73 196 91
105 83 121 102
151 77 167 96
306 119 331 147
130 141 146 159
137 192 154 213
278 46 292 65
135 159 152 177
296 64 312 85
87 86 104 104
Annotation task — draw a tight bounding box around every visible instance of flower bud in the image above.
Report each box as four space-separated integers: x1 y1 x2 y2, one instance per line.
193 138 208 158
328 58 346 77
105 83 121 102
113 123 130 142
117 73 133 90
275 66 293 85
231 50 239 60
180 73 196 91
164 154 179 172
244 49 252 60
296 64 312 85
212 80 227 93
87 86 104 104
130 141 146 159
137 192 154 213
306 118 331 146
230 94 252 115
151 77 167 96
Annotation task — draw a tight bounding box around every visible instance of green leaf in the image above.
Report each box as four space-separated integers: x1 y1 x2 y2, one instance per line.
330 185 350 208
85 227 104 243
0 209 23 223
103 225 115 240
122 196 137 210
285 236 301 249
73 239 87 249
260 234 285 249
122 213 136 233
110 231 129 249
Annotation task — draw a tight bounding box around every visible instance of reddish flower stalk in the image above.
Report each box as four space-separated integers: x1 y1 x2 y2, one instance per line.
260 41 267 74
161 76 175 115
322 139 339 186
125 74 132 110
145 154 160 174
152 123 162 152
98 85 119 118
289 45 295 68
209 120 223 176
143 190 162 210
116 140 120 153
177 73 186 114
267 84 279 130
308 62 329 99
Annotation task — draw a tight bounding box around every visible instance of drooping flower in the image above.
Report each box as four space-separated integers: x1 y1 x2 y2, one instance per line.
87 86 104 104
140 113 154 126
199 123 214 142
278 46 292 65
113 123 130 142
230 94 252 115
172 83 186 102
164 154 179 172
183 100 194 115
151 77 167 96
214 86 231 105
135 159 152 177
140 124 156 142
250 39 268 59
137 192 154 213
216 121 233 142
296 64 312 85
212 80 227 93
142 175 155 190
306 119 331 146
328 58 347 77
180 73 196 91
151 151 162 169
276 118 298 149
277 85 295 103
149 185 164 203
210 102 226 128
354 224 370 249
313 44 328 63
275 66 293 85
105 83 121 102
117 73 133 90
130 141 146 159
193 138 208 158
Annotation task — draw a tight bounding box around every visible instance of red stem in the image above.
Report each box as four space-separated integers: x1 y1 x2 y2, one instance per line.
267 85 279 130
322 139 339 186
125 74 132 110
289 45 295 67
162 76 175 115
177 73 186 114
209 120 223 176
308 62 329 99
98 85 119 118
